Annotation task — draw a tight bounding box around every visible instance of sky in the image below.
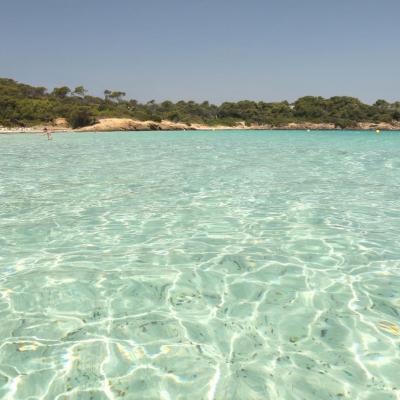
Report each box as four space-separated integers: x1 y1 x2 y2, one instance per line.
1 0 399 104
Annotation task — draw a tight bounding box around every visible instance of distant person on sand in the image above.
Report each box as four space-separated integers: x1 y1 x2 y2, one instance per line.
43 127 53 140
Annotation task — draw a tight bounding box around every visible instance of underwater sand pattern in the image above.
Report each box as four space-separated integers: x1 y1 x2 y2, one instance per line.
0 131 400 399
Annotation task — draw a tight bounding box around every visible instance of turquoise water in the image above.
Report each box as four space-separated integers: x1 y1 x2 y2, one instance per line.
0 130 400 399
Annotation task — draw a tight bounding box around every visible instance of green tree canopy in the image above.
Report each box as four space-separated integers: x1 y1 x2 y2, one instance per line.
1 77 400 129
73 86 87 97
52 86 71 98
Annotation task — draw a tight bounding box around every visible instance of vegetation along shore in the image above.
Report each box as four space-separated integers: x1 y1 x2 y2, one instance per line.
1 78 400 132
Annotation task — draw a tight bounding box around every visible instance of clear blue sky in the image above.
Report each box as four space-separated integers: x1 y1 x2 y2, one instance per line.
1 0 399 103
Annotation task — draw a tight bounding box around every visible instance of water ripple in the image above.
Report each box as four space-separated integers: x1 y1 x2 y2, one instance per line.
0 131 400 399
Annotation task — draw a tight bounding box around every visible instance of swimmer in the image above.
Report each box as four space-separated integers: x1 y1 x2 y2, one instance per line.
43 127 53 140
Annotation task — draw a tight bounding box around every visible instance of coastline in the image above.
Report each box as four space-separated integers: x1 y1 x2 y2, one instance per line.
1 118 400 134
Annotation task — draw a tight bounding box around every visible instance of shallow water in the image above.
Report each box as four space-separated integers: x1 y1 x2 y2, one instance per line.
0 130 400 399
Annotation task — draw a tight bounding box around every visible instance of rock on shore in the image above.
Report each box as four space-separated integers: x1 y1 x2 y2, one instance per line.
75 118 240 132
76 118 188 132
2 118 400 133
73 118 400 132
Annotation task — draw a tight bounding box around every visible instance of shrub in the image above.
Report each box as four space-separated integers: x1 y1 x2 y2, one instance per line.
67 107 96 129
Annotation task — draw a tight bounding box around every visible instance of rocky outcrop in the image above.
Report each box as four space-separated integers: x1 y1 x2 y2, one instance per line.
276 121 400 131
277 122 338 130
357 121 400 131
52 117 69 128
73 119 400 132
76 118 194 132
257 121 400 131
2 118 400 133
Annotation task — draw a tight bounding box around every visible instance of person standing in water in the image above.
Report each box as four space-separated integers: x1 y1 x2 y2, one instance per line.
43 127 53 140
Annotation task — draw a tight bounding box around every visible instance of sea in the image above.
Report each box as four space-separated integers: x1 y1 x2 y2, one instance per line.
0 130 399 399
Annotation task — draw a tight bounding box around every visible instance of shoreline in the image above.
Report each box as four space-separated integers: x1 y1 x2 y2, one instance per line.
1 118 400 134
